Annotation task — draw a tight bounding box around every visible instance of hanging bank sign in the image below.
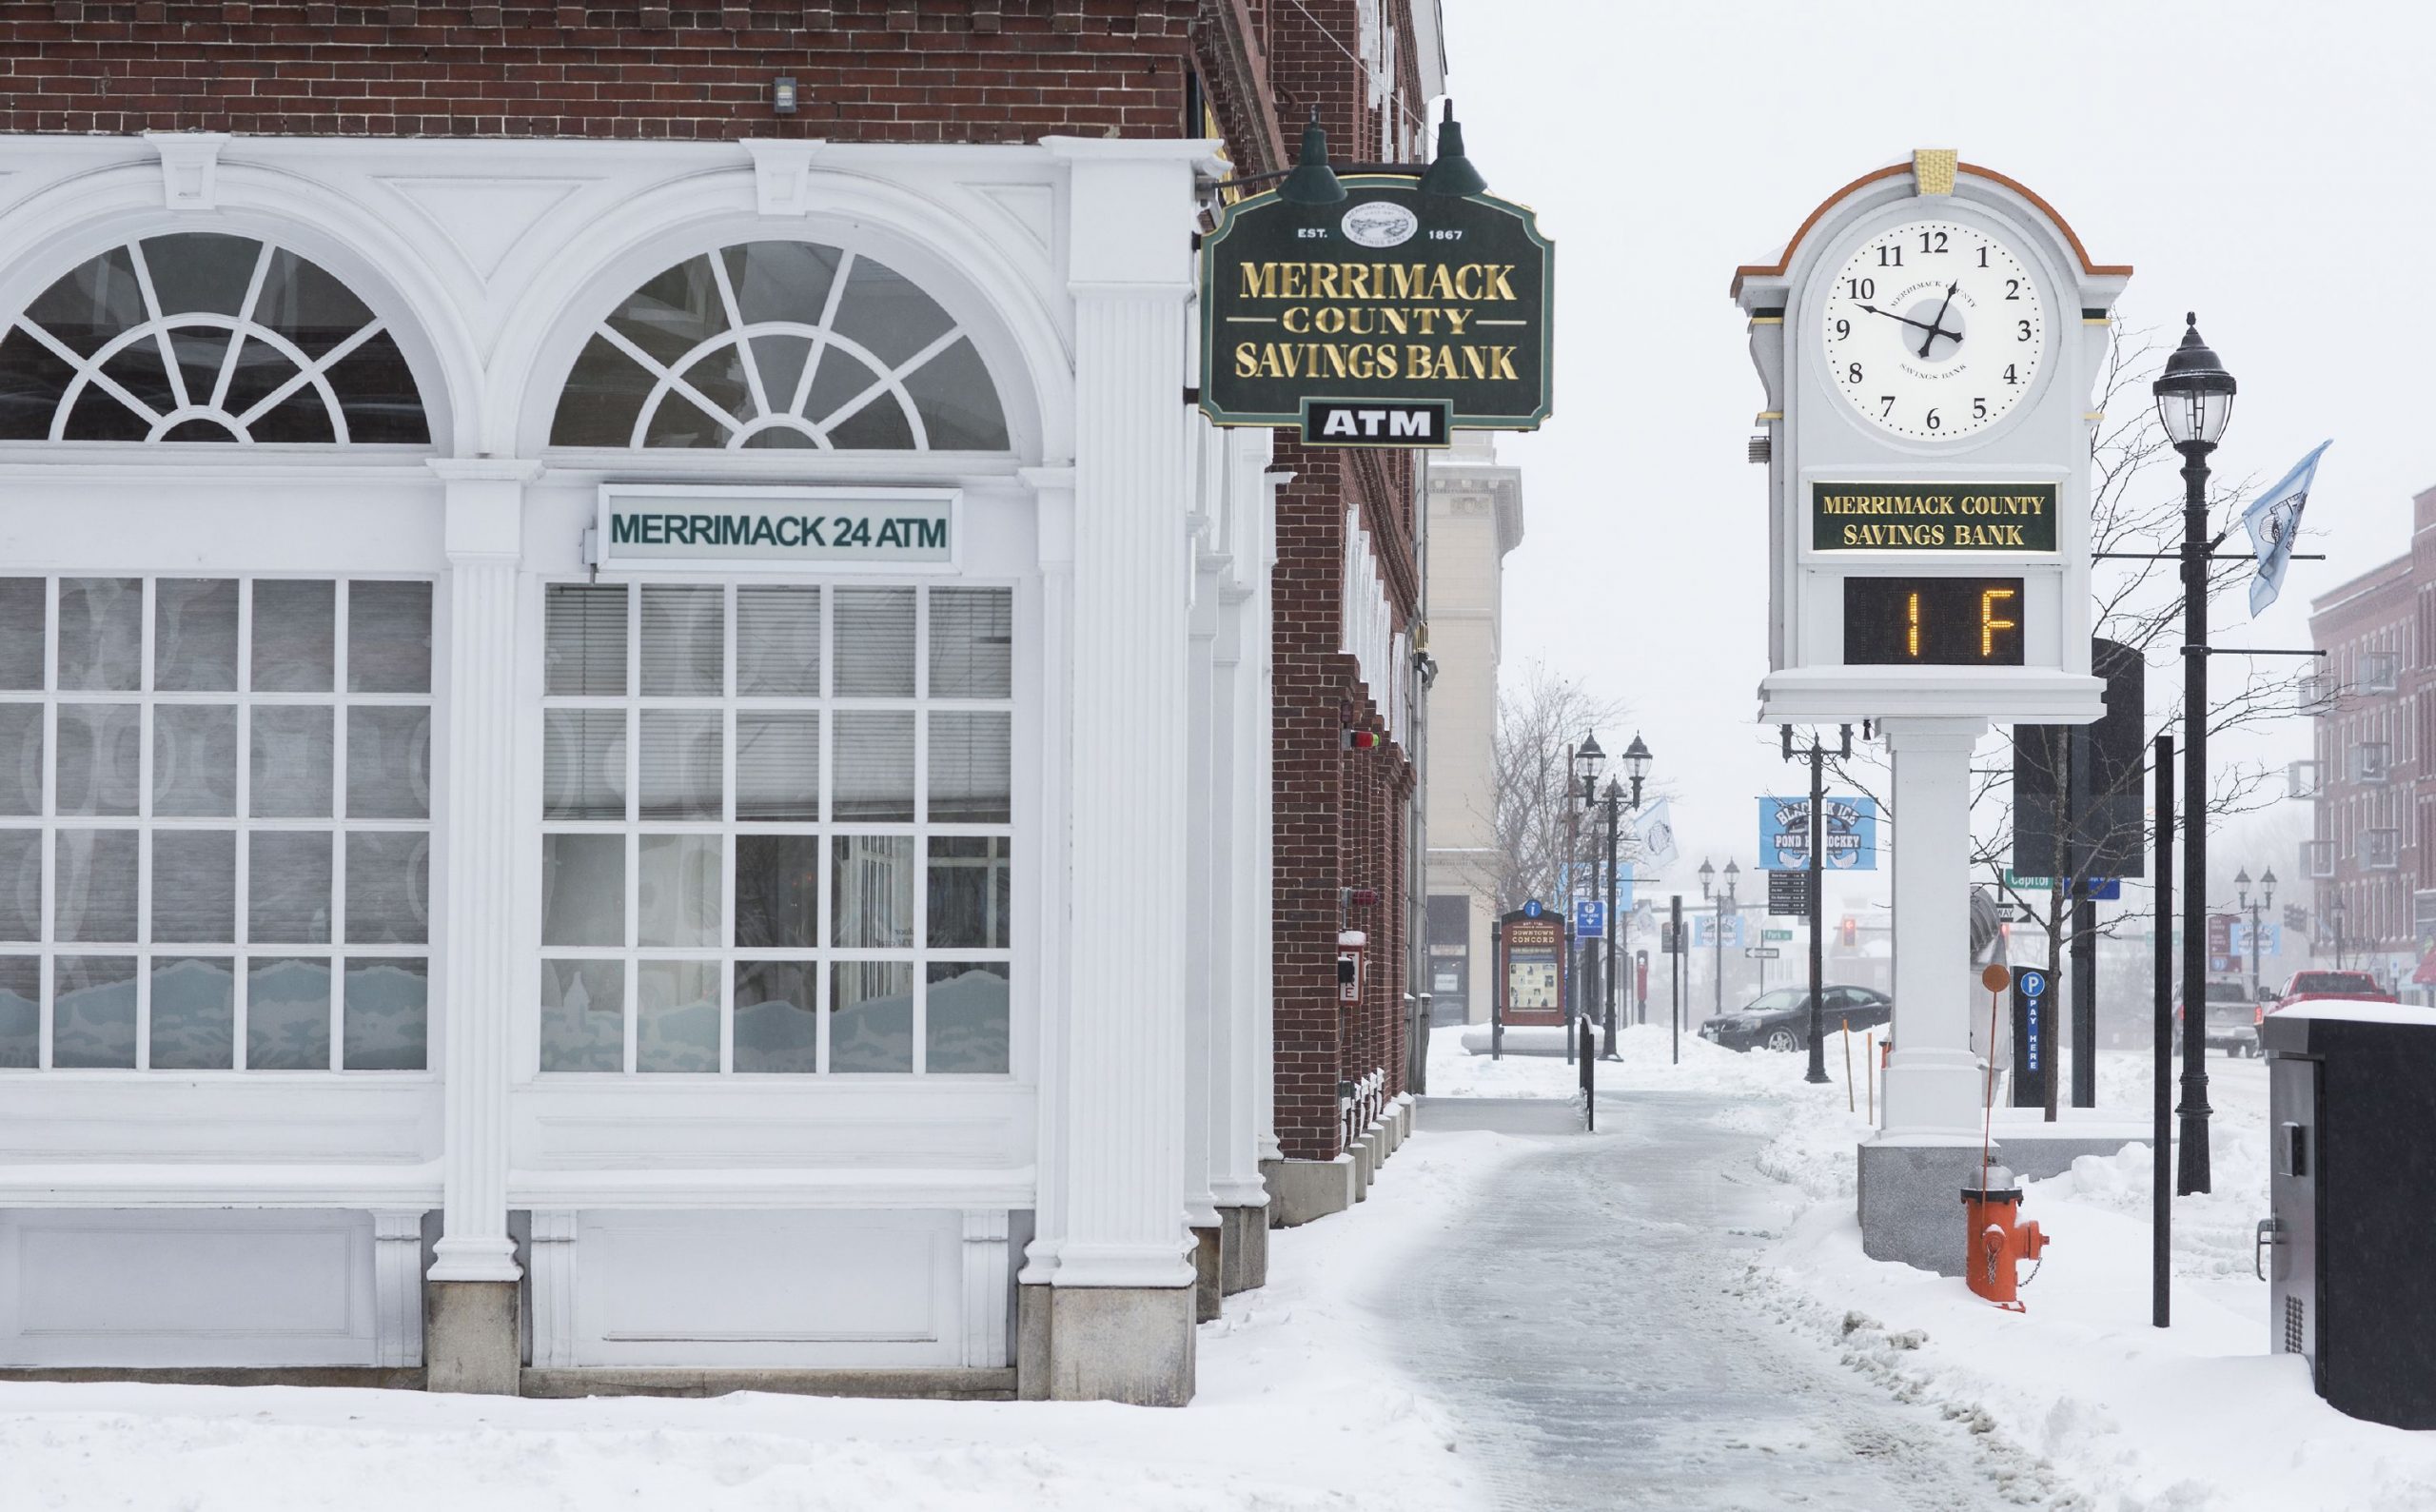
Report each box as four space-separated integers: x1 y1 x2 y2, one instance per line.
1198 178 1554 435
594 485 956 572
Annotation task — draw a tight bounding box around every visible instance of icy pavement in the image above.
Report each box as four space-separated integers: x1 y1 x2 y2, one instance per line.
1391 1083 2027 1511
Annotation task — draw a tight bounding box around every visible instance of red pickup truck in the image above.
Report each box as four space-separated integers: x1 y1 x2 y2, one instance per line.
2264 970 2395 1017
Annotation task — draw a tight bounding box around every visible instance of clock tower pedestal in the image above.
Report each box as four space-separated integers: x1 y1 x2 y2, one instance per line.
1858 717 1991 1276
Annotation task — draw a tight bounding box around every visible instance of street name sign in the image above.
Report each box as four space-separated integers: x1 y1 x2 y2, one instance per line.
1199 178 1554 432
1763 928 1796 941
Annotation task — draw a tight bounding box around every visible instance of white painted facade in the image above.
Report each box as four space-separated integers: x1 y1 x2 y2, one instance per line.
0 130 1274 1384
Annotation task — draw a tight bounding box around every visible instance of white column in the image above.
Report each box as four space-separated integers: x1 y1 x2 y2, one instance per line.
1182 506 1222 1234
426 459 538 1284
1019 465 1075 1286
1033 140 1202 1291
1876 717 1989 1137
1212 428 1274 1208
1252 462 1287 1168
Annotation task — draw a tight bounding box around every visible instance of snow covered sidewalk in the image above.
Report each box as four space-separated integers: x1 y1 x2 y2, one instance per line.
1739 1048 2436 1512
0 1131 1536 1512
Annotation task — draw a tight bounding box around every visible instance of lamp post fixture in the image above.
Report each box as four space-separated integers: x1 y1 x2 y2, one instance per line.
2328 893 2348 971
1568 733 1607 1042
1700 859 1739 1019
2235 866 2277 1006
1591 735 1654 1061
2155 311 2236 1198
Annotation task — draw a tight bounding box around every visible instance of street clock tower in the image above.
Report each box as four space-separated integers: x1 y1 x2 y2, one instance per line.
1733 151 2132 1272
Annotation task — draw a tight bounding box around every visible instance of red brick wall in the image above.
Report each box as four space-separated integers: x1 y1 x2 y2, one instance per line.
1241 0 1429 1163
0 0 1196 139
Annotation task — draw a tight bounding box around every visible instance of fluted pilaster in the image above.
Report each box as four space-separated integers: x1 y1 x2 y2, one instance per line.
426 459 538 1284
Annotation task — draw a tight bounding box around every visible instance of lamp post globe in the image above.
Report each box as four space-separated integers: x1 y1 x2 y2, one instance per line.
1622 734 1652 807
1576 731 1607 801
2151 313 2237 454
2262 867 2277 906
2236 867 2252 909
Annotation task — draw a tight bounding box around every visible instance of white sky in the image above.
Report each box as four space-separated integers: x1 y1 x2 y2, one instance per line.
1440 0 2436 911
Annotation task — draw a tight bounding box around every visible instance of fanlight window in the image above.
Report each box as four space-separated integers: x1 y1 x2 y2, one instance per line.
0 233 428 444
551 242 1009 452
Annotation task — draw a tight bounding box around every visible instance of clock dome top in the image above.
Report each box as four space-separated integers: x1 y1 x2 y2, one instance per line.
1730 151 2132 305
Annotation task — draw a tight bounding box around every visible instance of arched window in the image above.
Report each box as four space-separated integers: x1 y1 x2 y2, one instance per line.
551 242 1010 452
0 233 430 444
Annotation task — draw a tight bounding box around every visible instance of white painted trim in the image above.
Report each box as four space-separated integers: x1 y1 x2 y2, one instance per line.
959 1208 1010 1366
528 1208 579 1369
371 1208 427 1367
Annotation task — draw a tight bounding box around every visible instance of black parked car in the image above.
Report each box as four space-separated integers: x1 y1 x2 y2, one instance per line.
1699 985 1893 1053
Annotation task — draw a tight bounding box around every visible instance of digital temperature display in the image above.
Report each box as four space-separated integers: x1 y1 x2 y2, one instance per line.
1843 577 2025 665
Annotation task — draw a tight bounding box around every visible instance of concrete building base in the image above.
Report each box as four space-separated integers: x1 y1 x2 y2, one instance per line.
423 1280 520 1395
1013 1284 1194 1406
1856 1137 1991 1277
1264 1156 1356 1227
1189 1225 1223 1324
1217 1204 1267 1294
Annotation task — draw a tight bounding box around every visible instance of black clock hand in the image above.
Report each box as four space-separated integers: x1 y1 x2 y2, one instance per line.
1856 303 1948 339
1916 281 1960 359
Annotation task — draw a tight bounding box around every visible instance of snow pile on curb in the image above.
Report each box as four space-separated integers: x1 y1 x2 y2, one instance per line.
1735 1050 2436 1511
0 1132 1537 1512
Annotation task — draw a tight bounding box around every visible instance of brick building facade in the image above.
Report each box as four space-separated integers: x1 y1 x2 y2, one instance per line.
2308 485 2436 994
1189 0 1439 1214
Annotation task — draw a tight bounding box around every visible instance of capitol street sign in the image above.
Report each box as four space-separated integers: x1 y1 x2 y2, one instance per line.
1198 177 1554 433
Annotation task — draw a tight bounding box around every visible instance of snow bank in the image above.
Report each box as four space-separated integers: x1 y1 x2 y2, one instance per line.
1740 1049 2436 1511
0 1132 1538 1512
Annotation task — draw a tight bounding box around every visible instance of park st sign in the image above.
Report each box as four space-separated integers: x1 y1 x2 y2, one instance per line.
1198 177 1555 436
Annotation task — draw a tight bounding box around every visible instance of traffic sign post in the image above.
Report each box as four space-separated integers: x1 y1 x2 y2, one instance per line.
1746 947 1781 960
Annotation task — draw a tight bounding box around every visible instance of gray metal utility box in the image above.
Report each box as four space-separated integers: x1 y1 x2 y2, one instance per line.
2259 1005 2436 1428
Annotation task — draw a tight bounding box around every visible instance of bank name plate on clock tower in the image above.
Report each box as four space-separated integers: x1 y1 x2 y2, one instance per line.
1810 481 2057 552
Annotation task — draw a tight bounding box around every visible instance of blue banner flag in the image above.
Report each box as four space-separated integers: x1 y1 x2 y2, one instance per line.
2242 440 2331 617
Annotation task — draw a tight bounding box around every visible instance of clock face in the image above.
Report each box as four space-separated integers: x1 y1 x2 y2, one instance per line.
1818 220 2050 442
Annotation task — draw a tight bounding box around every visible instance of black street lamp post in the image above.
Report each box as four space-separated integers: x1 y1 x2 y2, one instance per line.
1595 736 1654 1060
2236 866 2276 1005
1569 734 1606 1040
1783 724 1853 1086
1699 859 1739 1020
2155 312 2236 1198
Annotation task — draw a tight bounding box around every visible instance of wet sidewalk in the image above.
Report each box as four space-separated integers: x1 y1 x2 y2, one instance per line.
1390 1090 2013 1510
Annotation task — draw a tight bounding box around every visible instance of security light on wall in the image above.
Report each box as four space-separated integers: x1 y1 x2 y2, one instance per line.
773 76 799 114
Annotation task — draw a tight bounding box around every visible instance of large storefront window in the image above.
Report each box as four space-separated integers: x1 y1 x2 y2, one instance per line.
548 242 1009 452
0 578 433 1071
0 234 430 444
539 580 1013 1075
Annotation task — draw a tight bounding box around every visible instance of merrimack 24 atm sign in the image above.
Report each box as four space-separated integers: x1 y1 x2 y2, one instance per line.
1198 177 1555 437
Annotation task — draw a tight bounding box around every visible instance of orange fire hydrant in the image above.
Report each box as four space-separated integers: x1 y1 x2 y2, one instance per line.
1961 1183 2048 1312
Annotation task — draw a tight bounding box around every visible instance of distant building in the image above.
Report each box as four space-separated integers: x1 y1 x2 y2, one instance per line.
2307 486 2432 997
1423 437 1523 1025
